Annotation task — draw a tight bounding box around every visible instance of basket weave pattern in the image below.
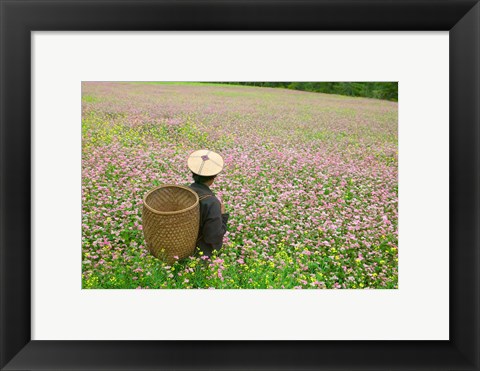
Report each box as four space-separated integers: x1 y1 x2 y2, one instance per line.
142 185 199 264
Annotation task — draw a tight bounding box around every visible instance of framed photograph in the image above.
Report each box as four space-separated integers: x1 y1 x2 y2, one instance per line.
1 1 479 370
80 79 400 292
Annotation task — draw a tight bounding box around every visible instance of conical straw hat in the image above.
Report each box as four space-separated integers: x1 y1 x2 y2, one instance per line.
188 150 224 176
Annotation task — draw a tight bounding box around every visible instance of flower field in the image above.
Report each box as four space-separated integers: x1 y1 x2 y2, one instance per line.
82 82 398 289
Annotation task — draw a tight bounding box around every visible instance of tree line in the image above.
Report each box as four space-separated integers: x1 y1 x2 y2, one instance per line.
212 82 398 101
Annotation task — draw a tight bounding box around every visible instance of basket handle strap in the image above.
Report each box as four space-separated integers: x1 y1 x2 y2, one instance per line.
199 194 213 202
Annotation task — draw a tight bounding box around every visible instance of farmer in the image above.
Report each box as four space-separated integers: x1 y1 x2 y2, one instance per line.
188 150 229 257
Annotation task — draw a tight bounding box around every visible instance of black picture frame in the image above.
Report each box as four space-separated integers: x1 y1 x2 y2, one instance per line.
1 1 479 370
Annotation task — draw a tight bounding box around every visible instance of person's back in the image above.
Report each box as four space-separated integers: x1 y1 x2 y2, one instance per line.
187 150 229 257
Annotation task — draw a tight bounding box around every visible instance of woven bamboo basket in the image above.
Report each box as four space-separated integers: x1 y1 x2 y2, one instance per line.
142 185 200 264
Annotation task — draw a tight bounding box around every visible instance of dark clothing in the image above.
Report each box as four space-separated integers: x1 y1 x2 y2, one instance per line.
189 182 229 257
